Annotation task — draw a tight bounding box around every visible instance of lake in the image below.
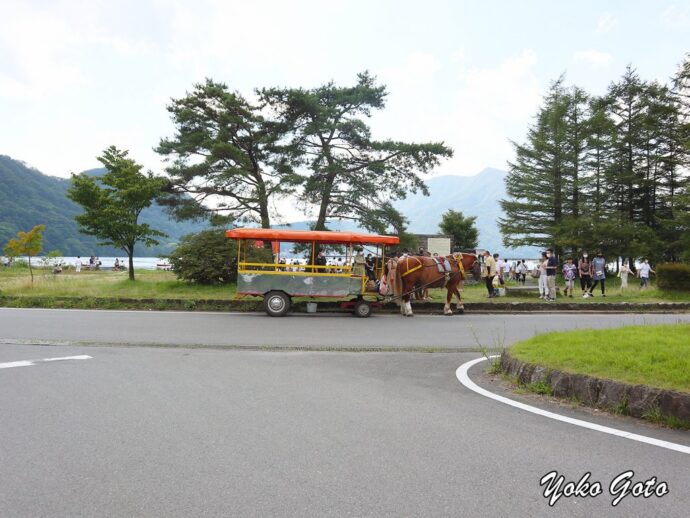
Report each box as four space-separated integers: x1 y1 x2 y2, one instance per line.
11 257 168 270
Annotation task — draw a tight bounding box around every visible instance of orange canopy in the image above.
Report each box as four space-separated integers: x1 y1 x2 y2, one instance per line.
226 228 400 245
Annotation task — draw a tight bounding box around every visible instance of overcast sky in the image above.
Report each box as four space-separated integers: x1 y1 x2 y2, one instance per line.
1 0 688 179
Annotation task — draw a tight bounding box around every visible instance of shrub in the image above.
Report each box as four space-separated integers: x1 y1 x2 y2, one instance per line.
656 263 690 292
168 229 273 285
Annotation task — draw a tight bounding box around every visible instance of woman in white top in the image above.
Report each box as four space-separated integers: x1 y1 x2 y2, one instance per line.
538 252 548 299
619 260 633 292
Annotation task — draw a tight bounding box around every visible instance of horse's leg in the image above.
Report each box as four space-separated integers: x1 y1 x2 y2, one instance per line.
454 284 465 314
399 279 412 316
443 287 453 315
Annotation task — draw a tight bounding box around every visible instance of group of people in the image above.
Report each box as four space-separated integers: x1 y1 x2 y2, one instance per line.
480 251 517 298
481 250 657 300
277 249 381 280
542 252 656 299
74 256 121 272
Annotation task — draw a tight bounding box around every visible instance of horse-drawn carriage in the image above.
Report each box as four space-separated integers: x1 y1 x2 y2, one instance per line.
226 228 399 317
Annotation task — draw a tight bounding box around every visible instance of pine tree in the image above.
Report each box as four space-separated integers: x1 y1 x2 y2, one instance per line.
500 78 576 255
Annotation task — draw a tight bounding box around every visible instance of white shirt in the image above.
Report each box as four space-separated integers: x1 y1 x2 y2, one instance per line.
638 263 651 278
496 259 506 274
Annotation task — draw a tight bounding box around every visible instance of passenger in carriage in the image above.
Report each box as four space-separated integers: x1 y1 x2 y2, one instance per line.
365 254 376 281
352 247 366 276
315 250 327 270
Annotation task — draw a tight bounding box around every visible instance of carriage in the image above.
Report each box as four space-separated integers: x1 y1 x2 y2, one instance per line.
226 228 400 317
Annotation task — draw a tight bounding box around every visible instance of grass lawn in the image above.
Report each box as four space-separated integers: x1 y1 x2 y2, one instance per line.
0 268 235 300
1 266 689 304
510 324 690 394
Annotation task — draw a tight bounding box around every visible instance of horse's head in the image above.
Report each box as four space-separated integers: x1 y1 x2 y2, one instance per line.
454 253 481 281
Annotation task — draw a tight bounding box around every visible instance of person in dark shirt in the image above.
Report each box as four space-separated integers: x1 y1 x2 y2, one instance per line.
545 248 558 301
365 254 376 281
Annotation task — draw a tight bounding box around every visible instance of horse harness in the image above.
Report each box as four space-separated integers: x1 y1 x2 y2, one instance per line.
400 254 468 287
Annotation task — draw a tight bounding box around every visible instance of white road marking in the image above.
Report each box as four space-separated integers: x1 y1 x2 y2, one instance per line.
0 355 92 369
456 355 690 456
0 361 34 369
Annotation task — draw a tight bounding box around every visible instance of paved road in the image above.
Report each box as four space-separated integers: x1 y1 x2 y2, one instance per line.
0 343 688 517
1 309 689 516
1 307 689 349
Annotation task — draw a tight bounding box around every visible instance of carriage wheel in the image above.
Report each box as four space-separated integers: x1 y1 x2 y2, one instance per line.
263 291 291 317
353 299 372 318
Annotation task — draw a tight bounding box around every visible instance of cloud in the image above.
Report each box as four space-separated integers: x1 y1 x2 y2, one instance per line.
0 3 86 99
660 4 690 28
596 13 618 33
372 49 543 176
446 50 542 174
573 50 613 67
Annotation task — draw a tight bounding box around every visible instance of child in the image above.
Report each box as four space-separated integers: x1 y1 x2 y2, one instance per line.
562 257 577 298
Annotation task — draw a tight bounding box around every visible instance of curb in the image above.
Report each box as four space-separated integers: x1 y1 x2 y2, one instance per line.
1 296 689 314
501 351 690 424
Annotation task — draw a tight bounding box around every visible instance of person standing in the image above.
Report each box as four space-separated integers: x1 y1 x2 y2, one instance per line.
579 252 592 297
75 256 82 273
538 252 548 299
545 248 557 301
619 260 633 292
637 258 655 288
482 250 497 298
495 254 506 286
517 260 527 284
562 257 577 298
590 251 607 297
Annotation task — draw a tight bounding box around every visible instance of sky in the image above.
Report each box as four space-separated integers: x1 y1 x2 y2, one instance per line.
1 0 688 181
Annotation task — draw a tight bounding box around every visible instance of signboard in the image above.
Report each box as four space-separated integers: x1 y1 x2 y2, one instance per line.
427 237 451 256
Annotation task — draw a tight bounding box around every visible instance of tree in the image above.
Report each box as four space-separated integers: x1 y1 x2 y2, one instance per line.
502 61 689 262
67 146 167 281
439 210 479 250
500 78 573 253
156 79 301 228
3 224 45 283
168 229 273 285
261 72 453 232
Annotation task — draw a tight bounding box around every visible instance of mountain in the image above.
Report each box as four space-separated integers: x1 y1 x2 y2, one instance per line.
284 168 538 258
0 155 206 256
394 167 537 258
1 155 536 258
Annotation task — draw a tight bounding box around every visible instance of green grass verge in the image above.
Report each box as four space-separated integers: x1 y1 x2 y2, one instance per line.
510 324 690 394
1 267 689 305
0 269 236 300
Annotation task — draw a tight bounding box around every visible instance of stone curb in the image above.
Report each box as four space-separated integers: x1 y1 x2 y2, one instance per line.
500 351 690 423
1 296 689 314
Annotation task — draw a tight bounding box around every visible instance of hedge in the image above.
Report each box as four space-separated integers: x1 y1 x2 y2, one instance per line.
657 263 690 292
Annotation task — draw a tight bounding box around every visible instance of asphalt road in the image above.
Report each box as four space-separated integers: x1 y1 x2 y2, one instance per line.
1 307 689 349
1 309 689 516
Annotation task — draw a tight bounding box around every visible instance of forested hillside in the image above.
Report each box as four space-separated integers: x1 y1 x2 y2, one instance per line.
0 156 205 256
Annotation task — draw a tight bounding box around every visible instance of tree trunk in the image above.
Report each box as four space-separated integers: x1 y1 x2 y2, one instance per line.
128 246 135 281
28 255 33 284
255 174 271 229
314 142 339 231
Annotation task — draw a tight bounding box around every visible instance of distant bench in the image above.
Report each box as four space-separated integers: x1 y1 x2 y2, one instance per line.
505 285 540 293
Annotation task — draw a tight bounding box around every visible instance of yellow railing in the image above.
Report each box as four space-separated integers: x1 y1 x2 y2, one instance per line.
238 262 357 277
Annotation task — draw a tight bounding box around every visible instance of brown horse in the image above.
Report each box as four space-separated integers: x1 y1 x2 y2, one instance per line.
386 253 480 316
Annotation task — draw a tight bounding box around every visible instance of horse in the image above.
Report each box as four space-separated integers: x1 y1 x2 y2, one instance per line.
386 253 480 316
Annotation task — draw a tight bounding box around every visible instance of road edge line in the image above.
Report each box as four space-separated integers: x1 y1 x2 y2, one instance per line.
456 355 690 456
